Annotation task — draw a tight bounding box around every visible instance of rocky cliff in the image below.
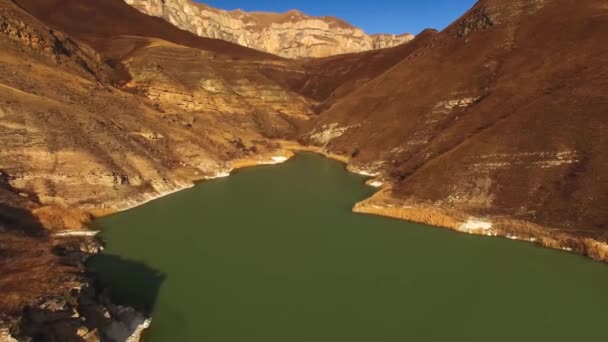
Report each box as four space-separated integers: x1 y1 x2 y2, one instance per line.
0 0 312 339
123 0 414 58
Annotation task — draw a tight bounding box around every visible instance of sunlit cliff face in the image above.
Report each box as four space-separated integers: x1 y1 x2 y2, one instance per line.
124 0 414 58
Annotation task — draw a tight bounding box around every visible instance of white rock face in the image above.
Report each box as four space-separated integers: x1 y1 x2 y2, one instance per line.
124 0 414 58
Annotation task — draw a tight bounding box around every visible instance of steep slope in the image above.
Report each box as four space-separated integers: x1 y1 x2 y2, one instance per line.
0 0 314 336
302 0 608 257
0 0 173 339
261 29 439 112
5 0 311 212
11 0 280 60
124 0 415 58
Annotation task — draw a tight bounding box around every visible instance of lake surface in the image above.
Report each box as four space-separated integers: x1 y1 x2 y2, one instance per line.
89 153 608 341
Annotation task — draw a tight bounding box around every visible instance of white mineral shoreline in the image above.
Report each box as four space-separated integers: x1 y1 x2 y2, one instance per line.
53 230 101 237
105 153 295 215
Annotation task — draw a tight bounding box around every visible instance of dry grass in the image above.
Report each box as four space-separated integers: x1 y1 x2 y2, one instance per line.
0 234 82 317
278 140 351 163
354 190 608 263
32 206 94 232
353 190 463 229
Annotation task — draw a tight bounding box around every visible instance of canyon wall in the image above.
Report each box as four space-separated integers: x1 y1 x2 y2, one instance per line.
124 0 414 58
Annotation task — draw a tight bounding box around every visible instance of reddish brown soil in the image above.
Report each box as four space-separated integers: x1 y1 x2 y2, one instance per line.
303 0 608 239
262 29 439 112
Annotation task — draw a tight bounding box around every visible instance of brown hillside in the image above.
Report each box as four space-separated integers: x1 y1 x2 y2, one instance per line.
0 0 310 328
12 0 280 60
303 0 608 240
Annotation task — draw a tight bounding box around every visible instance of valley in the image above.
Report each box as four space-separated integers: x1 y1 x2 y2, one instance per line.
0 0 606 340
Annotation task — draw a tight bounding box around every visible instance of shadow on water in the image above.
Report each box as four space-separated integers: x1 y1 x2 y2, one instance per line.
87 254 166 315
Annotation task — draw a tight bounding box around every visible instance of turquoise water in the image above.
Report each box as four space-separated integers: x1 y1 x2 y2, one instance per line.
89 153 608 341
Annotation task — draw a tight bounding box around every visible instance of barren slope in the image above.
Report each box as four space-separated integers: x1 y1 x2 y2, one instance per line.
0 0 312 334
301 0 608 255
12 0 280 60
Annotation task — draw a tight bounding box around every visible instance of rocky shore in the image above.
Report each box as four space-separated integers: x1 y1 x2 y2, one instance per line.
353 189 608 263
0 233 150 342
2 141 607 341
280 142 608 263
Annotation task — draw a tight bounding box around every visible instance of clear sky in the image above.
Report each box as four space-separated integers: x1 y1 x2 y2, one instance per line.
197 0 478 35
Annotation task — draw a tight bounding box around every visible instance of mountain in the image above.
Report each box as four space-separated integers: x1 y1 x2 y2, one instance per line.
298 0 608 257
0 0 312 337
123 0 415 58
0 0 606 339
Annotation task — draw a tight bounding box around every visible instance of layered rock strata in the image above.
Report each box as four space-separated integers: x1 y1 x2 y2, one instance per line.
124 0 414 58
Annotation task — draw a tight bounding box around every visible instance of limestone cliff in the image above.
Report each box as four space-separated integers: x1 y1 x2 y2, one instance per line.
123 0 414 58
1 0 607 339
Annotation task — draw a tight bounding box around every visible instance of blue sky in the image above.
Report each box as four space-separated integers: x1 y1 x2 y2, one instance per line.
197 0 478 35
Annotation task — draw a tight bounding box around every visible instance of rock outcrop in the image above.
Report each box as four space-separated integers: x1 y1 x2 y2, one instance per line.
123 0 414 58
0 0 312 339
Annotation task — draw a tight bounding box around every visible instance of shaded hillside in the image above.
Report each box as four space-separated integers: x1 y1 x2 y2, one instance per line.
303 0 608 240
275 29 440 112
12 0 279 60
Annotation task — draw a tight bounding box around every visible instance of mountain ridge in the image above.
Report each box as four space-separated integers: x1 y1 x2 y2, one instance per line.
124 0 415 58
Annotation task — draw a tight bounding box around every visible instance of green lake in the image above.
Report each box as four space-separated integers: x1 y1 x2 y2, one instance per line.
89 153 608 341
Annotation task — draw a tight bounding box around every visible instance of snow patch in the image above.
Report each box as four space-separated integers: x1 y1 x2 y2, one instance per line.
471 151 580 170
204 171 231 180
271 156 289 163
347 161 386 178
53 230 100 237
353 169 378 177
368 180 384 188
459 218 493 231
104 306 151 342
309 123 352 145
434 97 479 112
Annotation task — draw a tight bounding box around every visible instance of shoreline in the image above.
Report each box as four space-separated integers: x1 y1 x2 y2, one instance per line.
82 144 343 223
279 142 608 264
353 189 608 263
31 141 603 341
88 149 298 218
0 148 303 341
76 141 608 265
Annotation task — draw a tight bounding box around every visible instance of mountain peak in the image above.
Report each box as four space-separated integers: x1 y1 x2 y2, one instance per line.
124 0 414 58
